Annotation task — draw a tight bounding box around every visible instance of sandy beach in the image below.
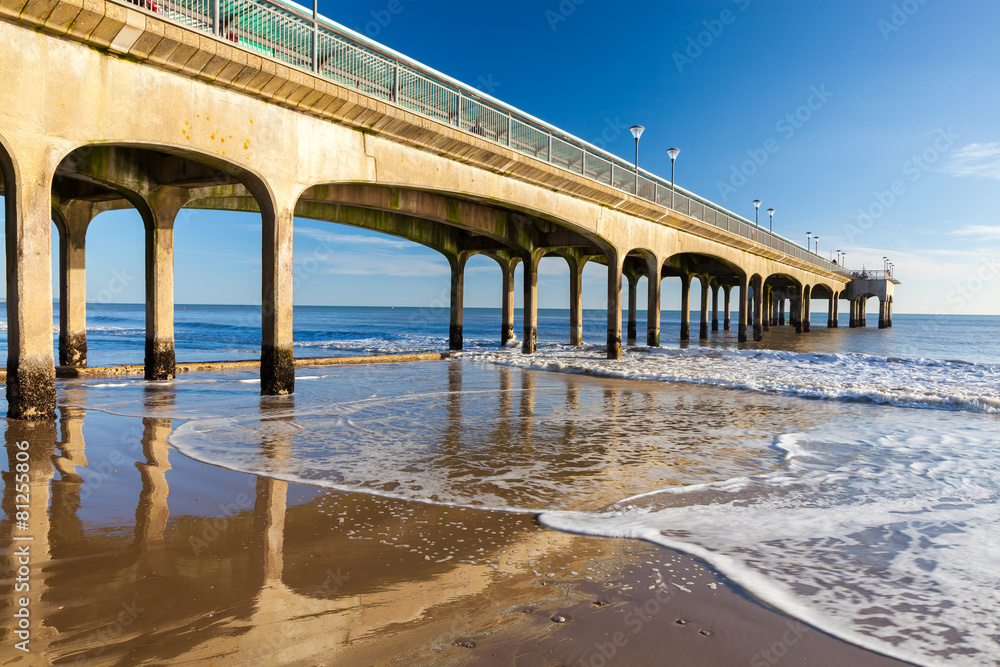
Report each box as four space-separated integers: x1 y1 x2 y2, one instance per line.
0 360 919 666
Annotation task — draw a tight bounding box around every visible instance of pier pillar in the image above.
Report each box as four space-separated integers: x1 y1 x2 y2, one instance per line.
723 285 732 331
878 298 888 329
711 283 719 332
567 255 586 346
803 289 811 333
4 144 57 420
448 253 470 351
54 201 93 367
626 271 638 346
737 276 749 343
261 193 296 395
141 191 184 382
833 293 840 327
778 299 785 325
646 259 661 346
828 295 835 328
607 252 624 359
888 298 893 327
752 281 763 342
761 287 770 332
499 256 517 346
746 290 753 327
699 278 710 340
679 274 691 341
793 288 805 334
522 251 543 354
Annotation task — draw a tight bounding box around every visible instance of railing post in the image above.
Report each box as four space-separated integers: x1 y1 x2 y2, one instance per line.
391 63 399 103
547 133 552 162
505 115 511 146
213 0 221 36
312 0 319 73
454 92 461 127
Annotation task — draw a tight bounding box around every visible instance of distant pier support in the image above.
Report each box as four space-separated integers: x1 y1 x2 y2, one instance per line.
737 276 749 343
647 264 661 347
607 253 624 359
626 271 638 346
803 289 811 333
723 285 732 331
567 255 585 346
498 256 518 346
711 283 720 332
679 275 692 342
699 277 710 341
448 253 469 351
54 201 93 367
752 281 763 342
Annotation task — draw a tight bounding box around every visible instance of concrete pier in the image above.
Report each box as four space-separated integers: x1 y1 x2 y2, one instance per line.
699 278 710 341
607 254 624 360
647 262 661 347
449 253 468 351
711 283 720 332
3 144 57 420
54 201 92 367
724 286 732 331
738 276 749 343
567 255 585 346
752 281 763 342
142 191 183 382
0 4 896 417
803 289 811 333
626 271 638 346
523 252 543 355
679 275 691 341
261 198 295 396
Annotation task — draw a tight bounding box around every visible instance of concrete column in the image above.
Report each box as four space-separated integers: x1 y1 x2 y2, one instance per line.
522 251 542 354
261 193 296 395
142 193 181 382
567 255 585 346
761 287 770 332
626 271 638 345
699 278 709 340
888 298 893 327
500 257 517 346
647 262 661 347
778 299 785 326
607 252 623 359
794 288 805 334
448 253 469 351
752 282 763 341
803 289 811 333
54 201 93 367
737 276 749 343
711 283 719 332
723 285 732 331
878 298 888 329
679 275 691 341
833 293 840 327
828 295 835 328
4 145 57 420
746 290 753 327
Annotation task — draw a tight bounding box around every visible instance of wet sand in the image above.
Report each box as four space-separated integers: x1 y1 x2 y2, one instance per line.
0 363 914 665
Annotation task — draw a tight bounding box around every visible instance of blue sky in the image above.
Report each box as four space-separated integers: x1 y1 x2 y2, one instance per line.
7 0 1000 314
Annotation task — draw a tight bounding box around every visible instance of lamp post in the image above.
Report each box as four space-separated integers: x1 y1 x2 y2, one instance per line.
814 236 820 255
806 232 812 254
629 125 645 194
836 249 842 266
667 147 680 208
767 207 775 234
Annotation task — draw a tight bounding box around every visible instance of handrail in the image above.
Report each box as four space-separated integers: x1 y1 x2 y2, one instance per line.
120 0 854 277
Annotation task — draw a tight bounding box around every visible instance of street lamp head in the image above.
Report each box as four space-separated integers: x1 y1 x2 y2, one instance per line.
753 199 762 209
666 147 680 161
630 125 645 140
767 208 775 215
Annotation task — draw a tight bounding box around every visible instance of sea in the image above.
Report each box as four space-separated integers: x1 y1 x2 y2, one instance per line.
3 303 999 666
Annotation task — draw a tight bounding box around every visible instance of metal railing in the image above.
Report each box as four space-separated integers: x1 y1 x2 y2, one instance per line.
845 270 896 281
122 0 852 277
